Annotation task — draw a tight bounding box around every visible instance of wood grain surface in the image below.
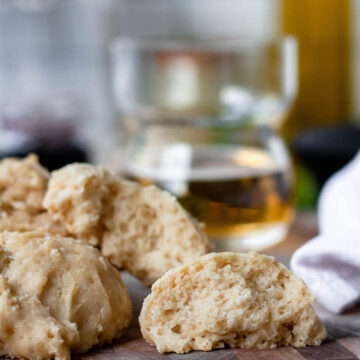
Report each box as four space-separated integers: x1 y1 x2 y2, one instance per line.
75 213 360 360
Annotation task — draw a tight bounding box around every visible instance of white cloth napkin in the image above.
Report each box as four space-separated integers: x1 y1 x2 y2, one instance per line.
291 151 360 314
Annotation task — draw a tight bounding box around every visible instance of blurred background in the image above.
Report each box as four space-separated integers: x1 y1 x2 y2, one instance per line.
0 0 358 212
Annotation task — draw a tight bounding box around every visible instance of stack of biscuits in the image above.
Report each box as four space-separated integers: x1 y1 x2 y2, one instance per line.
0 155 326 360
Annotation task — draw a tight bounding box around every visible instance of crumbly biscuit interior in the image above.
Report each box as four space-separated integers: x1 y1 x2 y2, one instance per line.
140 252 326 353
44 164 212 286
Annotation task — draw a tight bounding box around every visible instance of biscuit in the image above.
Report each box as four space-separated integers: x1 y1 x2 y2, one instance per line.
0 154 48 213
0 231 132 360
139 252 326 353
43 163 212 286
0 155 67 234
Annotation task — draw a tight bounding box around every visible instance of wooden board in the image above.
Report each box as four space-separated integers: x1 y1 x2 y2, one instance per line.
75 213 360 360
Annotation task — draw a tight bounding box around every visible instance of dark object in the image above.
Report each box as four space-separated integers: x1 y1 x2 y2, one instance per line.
292 124 360 187
0 99 88 170
0 140 88 171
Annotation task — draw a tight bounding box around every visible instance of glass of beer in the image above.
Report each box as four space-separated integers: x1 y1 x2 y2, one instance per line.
110 37 297 251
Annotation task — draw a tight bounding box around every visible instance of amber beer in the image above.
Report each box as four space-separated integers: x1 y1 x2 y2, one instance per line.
125 146 294 250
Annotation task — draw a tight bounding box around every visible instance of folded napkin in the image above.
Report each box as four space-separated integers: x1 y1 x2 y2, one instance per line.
291 151 360 314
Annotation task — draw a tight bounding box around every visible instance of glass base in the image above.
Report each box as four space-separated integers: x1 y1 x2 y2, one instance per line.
211 222 289 252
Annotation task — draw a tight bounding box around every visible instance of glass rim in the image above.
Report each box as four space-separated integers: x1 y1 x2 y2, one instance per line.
111 35 297 53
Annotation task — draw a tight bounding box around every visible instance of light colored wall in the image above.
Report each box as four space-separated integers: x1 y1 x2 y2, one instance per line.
0 0 281 163
105 0 281 40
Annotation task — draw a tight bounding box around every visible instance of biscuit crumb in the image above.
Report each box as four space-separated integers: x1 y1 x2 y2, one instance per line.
50 248 60 257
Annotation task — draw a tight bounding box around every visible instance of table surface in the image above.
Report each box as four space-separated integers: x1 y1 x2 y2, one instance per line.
76 213 360 360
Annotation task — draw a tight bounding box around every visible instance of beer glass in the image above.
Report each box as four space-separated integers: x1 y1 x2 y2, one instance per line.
111 37 297 251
